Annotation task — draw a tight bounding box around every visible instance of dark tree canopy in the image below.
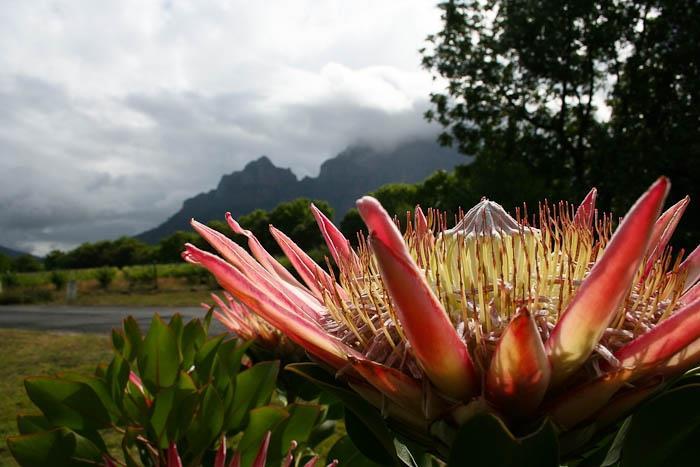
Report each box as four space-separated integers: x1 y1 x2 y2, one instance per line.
422 0 698 246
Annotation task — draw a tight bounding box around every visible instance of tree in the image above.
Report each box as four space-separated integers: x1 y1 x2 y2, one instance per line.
422 0 698 246
13 254 43 273
0 253 12 273
44 250 67 270
157 231 200 263
232 199 333 255
603 0 700 247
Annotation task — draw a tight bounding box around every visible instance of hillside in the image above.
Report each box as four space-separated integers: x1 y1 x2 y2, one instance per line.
0 245 32 258
136 139 465 243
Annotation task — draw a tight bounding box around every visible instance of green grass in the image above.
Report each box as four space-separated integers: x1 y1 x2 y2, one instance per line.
66 288 216 307
0 329 115 465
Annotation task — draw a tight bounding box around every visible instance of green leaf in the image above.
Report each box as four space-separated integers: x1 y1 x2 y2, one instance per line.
122 316 142 362
122 426 146 467
169 313 184 343
16 414 51 434
122 378 151 425
393 438 436 467
307 420 338 448
203 306 214 333
228 361 280 430
66 373 121 421
345 409 394 465
213 339 250 390
601 418 631 466
238 406 289 467
149 384 177 449
94 362 108 378
182 318 206 370
320 391 344 420
137 314 181 393
393 438 419 467
282 366 324 401
150 371 198 448
193 334 225 384
105 354 130 409
112 329 126 355
24 377 113 431
447 413 559 467
186 384 224 457
287 363 397 464
327 436 384 467
269 403 322 460
621 383 700 467
166 377 199 442
7 428 103 467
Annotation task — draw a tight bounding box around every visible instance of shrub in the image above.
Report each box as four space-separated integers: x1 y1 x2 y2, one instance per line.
7 313 340 466
95 267 116 289
122 265 157 289
170 263 211 285
1 271 19 288
49 271 67 290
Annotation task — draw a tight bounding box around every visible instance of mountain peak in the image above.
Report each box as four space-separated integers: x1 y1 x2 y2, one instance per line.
245 155 275 170
136 140 465 243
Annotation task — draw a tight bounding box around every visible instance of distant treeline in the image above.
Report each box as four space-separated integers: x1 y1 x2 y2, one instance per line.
5 153 694 275
1 198 336 272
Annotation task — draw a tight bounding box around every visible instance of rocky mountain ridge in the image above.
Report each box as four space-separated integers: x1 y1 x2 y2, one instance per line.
136 140 465 243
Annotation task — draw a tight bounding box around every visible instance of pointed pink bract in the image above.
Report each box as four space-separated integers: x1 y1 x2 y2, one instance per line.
349 356 424 413
270 225 349 301
615 297 700 378
226 212 304 288
680 245 700 292
252 431 272 467
183 244 359 368
167 443 183 467
358 196 477 400
214 435 227 467
486 308 551 416
545 177 670 385
311 203 360 271
573 187 597 227
642 196 690 278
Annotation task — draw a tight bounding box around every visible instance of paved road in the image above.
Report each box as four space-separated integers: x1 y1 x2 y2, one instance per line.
0 305 226 334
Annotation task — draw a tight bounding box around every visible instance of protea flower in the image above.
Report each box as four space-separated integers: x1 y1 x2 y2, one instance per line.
183 177 699 458
205 291 307 363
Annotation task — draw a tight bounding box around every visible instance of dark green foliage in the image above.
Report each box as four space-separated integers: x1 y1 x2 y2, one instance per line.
12 254 43 273
287 363 404 466
1 270 19 288
0 253 12 273
156 231 200 263
447 414 558 467
234 198 334 256
422 0 699 248
45 237 156 270
8 314 340 467
122 265 157 290
618 383 700 466
95 267 116 289
43 250 66 271
39 197 335 274
49 271 67 290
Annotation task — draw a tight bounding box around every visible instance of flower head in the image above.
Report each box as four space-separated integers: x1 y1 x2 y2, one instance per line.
184 177 699 433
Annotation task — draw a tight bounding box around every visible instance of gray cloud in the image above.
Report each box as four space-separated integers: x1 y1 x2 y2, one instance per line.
0 1 445 255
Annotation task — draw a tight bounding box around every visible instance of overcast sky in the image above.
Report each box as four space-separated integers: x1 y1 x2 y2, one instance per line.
0 0 445 255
